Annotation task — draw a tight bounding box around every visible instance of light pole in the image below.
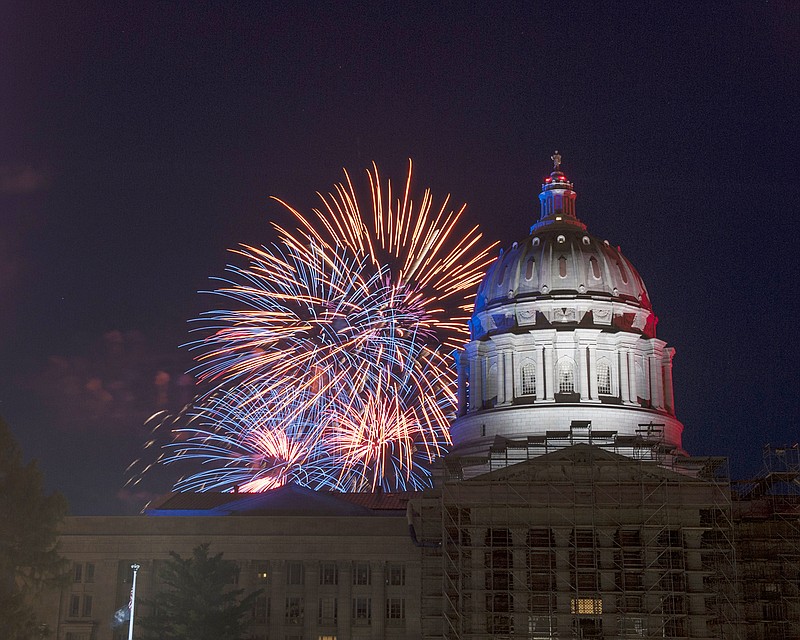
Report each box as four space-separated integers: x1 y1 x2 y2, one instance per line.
128 563 141 640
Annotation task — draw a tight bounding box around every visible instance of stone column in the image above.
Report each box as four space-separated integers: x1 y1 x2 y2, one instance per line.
619 347 631 404
663 347 676 415
588 344 598 400
456 351 467 417
469 355 482 412
578 344 590 400
504 349 514 404
496 351 506 405
628 351 638 404
543 344 555 401
649 354 664 410
536 346 546 401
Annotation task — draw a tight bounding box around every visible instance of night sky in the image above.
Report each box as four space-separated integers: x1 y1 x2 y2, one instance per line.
1 2 797 515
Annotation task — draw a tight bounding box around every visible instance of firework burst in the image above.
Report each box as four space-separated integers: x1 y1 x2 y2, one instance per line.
159 161 495 492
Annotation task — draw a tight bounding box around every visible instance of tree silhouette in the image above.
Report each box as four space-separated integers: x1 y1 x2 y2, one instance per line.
0 417 68 639
140 543 260 640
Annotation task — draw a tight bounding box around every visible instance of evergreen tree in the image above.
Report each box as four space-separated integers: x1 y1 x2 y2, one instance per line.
0 418 68 639
140 543 260 640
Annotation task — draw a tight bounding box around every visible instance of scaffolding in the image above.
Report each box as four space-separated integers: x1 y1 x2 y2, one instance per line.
414 425 740 639
733 444 800 640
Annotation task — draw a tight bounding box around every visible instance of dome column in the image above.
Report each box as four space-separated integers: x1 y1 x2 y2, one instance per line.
619 347 631 404
662 347 676 415
617 335 641 405
533 330 557 402
646 340 666 410
455 350 468 417
576 330 602 402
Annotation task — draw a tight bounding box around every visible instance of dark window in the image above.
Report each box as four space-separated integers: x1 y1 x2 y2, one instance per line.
286 562 304 585
353 597 371 625
558 255 567 277
69 594 80 617
386 564 405 586
320 562 338 585
353 562 371 585
73 563 83 583
525 256 535 280
285 597 304 624
253 595 268 623
386 597 405 620
590 256 601 279
82 595 93 617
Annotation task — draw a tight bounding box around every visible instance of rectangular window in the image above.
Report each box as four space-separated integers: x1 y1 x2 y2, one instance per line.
352 597 371 625
253 595 269 623
319 562 338 585
318 596 338 624
353 562 370 585
226 561 239 585
69 594 80 617
82 594 93 617
73 563 83 583
386 563 405 586
286 562 304 585
285 596 304 624
571 597 603 615
85 562 95 583
386 597 405 620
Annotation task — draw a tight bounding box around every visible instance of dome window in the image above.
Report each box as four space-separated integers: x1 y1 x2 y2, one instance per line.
557 359 576 393
616 261 629 284
557 235 566 244
525 256 535 280
558 255 568 278
532 237 540 247
497 265 508 288
590 256 601 279
582 236 590 245
597 359 612 395
521 362 536 396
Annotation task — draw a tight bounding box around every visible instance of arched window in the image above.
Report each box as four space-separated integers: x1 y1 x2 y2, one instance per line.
558 255 568 277
557 359 575 394
616 261 629 284
521 362 536 396
525 256 535 280
597 359 612 395
589 256 601 279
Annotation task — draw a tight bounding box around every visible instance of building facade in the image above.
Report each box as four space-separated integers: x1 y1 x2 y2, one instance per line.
33 159 800 639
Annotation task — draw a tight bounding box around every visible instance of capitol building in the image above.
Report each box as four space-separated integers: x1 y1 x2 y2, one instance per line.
38 158 799 640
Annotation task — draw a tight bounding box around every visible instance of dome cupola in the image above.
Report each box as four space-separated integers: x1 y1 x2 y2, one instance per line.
449 154 685 476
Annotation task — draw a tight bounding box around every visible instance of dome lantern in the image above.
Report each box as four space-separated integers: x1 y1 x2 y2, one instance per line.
532 151 585 233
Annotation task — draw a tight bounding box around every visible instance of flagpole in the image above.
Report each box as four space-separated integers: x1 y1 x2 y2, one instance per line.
128 563 140 640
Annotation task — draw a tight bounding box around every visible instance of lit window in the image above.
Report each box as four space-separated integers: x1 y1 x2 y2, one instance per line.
571 597 603 614
557 360 575 393
255 562 270 583
597 360 611 395
521 363 536 396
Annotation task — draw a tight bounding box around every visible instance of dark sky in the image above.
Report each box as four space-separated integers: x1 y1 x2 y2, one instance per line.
1 2 797 515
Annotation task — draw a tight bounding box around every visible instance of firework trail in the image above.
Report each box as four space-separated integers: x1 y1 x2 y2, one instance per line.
154 161 495 492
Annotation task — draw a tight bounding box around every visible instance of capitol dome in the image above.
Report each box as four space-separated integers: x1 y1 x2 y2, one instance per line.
448 154 685 475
